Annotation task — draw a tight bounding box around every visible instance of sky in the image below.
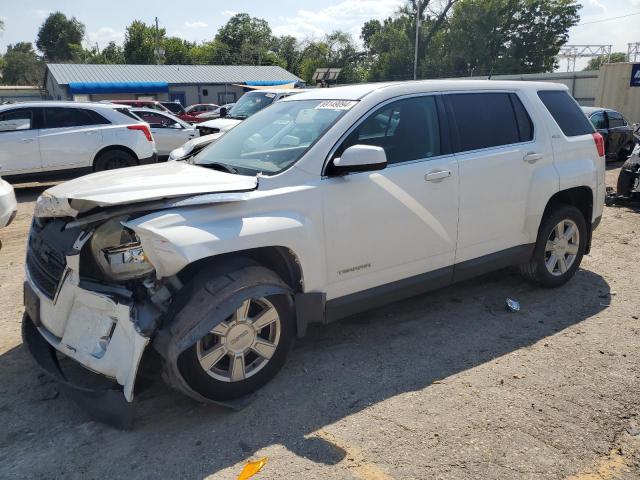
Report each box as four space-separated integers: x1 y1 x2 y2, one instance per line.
0 0 639 71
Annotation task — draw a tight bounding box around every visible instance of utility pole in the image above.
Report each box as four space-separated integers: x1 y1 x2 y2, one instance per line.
413 0 421 80
154 17 164 65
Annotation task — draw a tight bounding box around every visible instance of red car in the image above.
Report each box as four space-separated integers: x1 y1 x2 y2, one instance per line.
180 103 219 123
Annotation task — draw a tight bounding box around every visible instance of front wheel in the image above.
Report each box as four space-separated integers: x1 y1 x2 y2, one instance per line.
176 265 295 401
520 205 587 288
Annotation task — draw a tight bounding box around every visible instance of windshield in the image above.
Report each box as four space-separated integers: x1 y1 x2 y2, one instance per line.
194 99 352 175
227 92 277 119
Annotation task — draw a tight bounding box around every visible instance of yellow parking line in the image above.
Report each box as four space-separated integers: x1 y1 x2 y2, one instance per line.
565 448 629 480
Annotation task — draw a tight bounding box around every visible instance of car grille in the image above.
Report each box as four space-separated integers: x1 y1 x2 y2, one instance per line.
26 219 76 300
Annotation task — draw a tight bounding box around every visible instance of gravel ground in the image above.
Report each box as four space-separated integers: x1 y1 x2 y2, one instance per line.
0 165 639 479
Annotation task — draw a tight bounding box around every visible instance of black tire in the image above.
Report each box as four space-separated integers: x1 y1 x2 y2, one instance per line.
520 205 587 288
94 149 137 171
175 264 295 402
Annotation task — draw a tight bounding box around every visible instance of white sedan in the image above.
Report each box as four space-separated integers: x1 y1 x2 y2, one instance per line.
130 108 199 160
0 177 17 239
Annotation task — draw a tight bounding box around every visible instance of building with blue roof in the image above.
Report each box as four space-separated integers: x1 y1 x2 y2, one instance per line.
44 64 303 106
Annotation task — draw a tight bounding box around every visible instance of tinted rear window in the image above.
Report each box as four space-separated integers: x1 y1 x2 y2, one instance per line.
448 93 522 152
44 108 109 128
538 91 593 137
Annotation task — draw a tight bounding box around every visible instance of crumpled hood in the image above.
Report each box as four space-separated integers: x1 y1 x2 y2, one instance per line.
44 161 257 214
195 118 242 131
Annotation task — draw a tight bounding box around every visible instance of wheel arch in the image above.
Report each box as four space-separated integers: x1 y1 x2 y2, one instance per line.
177 246 304 294
541 186 594 253
93 145 139 170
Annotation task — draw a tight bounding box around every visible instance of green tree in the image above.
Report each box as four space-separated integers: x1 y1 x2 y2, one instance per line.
36 12 85 62
124 20 165 64
298 31 363 84
100 41 125 64
2 42 44 85
190 40 230 64
164 37 195 64
270 35 301 73
584 52 628 71
446 0 581 76
215 13 272 64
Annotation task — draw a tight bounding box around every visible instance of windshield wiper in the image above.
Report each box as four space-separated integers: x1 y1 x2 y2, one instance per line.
198 162 238 174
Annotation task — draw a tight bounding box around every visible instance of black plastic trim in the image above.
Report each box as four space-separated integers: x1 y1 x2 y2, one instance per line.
324 244 535 324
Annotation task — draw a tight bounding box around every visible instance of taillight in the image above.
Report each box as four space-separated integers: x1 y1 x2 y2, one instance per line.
592 132 605 158
127 124 153 142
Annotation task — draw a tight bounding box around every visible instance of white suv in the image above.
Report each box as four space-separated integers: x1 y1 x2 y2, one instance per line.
22 81 605 427
0 102 157 181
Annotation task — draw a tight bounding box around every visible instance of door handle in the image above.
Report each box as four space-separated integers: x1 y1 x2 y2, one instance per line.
523 152 543 164
424 170 452 182
85 130 98 135
21 138 35 143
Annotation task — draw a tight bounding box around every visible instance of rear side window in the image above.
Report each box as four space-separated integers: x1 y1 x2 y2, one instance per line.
0 109 34 132
115 107 140 121
44 108 109 128
448 93 522 152
607 111 626 128
537 90 594 137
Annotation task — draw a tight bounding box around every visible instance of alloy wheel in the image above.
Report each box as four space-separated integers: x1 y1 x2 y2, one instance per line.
544 219 580 276
196 298 281 382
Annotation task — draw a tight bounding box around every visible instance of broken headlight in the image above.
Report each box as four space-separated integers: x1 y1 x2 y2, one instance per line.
90 217 154 281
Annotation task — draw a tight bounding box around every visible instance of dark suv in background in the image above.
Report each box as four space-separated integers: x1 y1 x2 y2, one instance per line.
582 107 636 161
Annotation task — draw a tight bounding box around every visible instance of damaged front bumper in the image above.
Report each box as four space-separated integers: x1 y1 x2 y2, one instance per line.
23 258 150 428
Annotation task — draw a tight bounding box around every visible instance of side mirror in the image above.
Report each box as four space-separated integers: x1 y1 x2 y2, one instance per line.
219 107 228 118
331 145 387 175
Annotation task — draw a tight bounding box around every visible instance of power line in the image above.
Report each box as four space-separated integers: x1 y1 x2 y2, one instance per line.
574 11 640 27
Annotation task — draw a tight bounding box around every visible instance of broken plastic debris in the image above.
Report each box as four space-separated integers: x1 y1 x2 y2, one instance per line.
237 457 268 480
505 298 520 312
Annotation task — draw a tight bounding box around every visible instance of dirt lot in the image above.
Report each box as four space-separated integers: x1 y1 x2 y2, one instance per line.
0 166 639 479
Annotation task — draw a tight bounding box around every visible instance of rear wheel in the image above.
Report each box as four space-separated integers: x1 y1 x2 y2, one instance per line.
94 150 136 171
520 205 587 288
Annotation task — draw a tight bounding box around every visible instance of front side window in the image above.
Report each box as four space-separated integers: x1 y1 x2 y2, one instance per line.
448 92 523 152
0 109 33 132
44 108 108 128
194 99 348 175
607 111 626 128
337 96 441 165
590 112 607 130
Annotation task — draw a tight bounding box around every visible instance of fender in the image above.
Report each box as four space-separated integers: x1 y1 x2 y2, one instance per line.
125 199 327 293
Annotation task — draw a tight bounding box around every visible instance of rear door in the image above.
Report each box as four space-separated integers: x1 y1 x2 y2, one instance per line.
446 91 552 265
0 107 42 175
39 107 108 171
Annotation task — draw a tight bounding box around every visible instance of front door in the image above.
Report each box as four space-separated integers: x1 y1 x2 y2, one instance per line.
0 107 42 175
322 95 459 300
